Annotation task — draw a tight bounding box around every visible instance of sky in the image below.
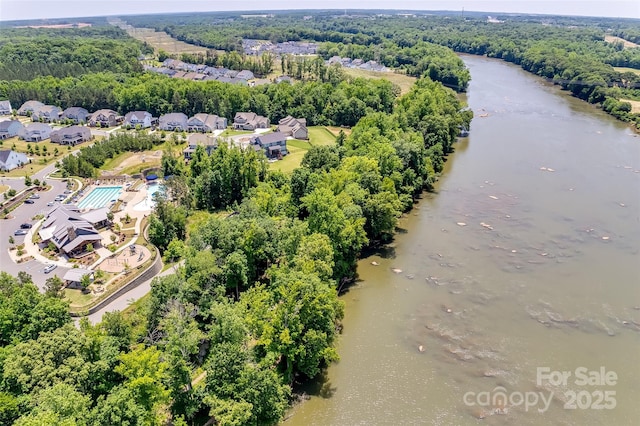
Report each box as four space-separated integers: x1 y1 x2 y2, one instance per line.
0 0 638 21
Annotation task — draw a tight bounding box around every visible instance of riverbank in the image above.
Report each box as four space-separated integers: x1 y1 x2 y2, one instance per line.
285 55 640 425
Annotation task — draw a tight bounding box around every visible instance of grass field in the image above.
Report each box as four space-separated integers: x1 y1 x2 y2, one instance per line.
100 140 184 176
269 139 312 174
65 288 94 307
343 68 417 95
605 36 639 49
308 126 337 146
614 67 640 76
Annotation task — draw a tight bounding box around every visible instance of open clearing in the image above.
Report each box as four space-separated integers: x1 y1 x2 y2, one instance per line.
308 126 337 146
620 99 640 114
614 67 640 76
269 139 312 174
605 35 639 49
343 68 417 94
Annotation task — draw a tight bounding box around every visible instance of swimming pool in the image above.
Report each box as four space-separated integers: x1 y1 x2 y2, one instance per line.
77 186 122 210
133 183 161 211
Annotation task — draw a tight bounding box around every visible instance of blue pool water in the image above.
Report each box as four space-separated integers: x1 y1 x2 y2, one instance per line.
77 186 122 210
134 183 161 211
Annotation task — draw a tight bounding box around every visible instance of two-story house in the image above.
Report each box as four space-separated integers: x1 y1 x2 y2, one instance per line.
31 105 62 123
0 120 25 140
0 100 12 115
0 150 29 171
276 116 308 140
158 113 188 131
187 113 227 132
60 107 90 124
233 112 270 130
89 109 121 127
50 125 93 145
17 100 45 116
19 122 52 142
183 134 219 160
250 132 288 159
123 111 154 129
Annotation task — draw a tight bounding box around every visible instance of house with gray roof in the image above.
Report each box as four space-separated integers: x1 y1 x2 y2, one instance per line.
0 120 25 139
184 134 219 159
0 150 29 171
38 204 104 257
89 109 121 127
158 112 188 131
50 125 93 145
233 112 270 130
250 132 288 159
188 113 227 132
19 122 52 142
236 70 255 80
123 111 154 129
61 107 90 124
31 105 62 123
17 100 45 116
0 100 12 115
276 115 308 140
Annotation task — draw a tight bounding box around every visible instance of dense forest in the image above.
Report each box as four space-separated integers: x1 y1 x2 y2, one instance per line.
0 27 152 80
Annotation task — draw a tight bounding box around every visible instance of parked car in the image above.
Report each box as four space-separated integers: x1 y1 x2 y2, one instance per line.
54 195 66 201
29 193 40 199
20 223 32 229
64 190 73 194
44 264 57 274
14 229 28 236
24 199 35 204
47 201 55 206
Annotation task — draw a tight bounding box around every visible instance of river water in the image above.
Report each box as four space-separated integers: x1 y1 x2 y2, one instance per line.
285 55 640 425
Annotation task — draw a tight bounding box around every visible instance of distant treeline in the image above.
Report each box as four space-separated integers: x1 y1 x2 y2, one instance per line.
0 27 153 80
122 12 640 126
0 69 399 127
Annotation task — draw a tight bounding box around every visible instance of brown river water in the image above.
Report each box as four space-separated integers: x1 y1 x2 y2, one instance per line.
285 55 640 425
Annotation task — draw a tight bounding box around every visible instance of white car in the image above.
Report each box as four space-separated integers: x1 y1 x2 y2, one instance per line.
44 264 57 274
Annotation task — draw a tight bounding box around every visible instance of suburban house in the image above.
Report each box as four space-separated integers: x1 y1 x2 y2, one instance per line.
0 100 12 115
62 268 94 289
31 105 62 123
0 120 25 139
60 107 90 124
184 133 218 159
187 113 227 132
0 150 29 171
250 132 288 159
233 112 269 130
17 100 45 116
19 122 52 142
158 113 188 131
39 205 106 257
123 111 154 128
50 125 93 145
235 70 255 80
276 116 308 139
89 109 121 127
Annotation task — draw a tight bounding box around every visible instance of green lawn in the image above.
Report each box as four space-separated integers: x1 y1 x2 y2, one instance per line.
219 129 256 137
308 126 337 146
65 288 94 307
269 139 312 174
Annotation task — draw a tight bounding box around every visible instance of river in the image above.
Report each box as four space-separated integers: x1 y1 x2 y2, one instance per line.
285 55 640 425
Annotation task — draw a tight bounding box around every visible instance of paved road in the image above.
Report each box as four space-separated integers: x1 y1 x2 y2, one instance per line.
85 263 180 324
